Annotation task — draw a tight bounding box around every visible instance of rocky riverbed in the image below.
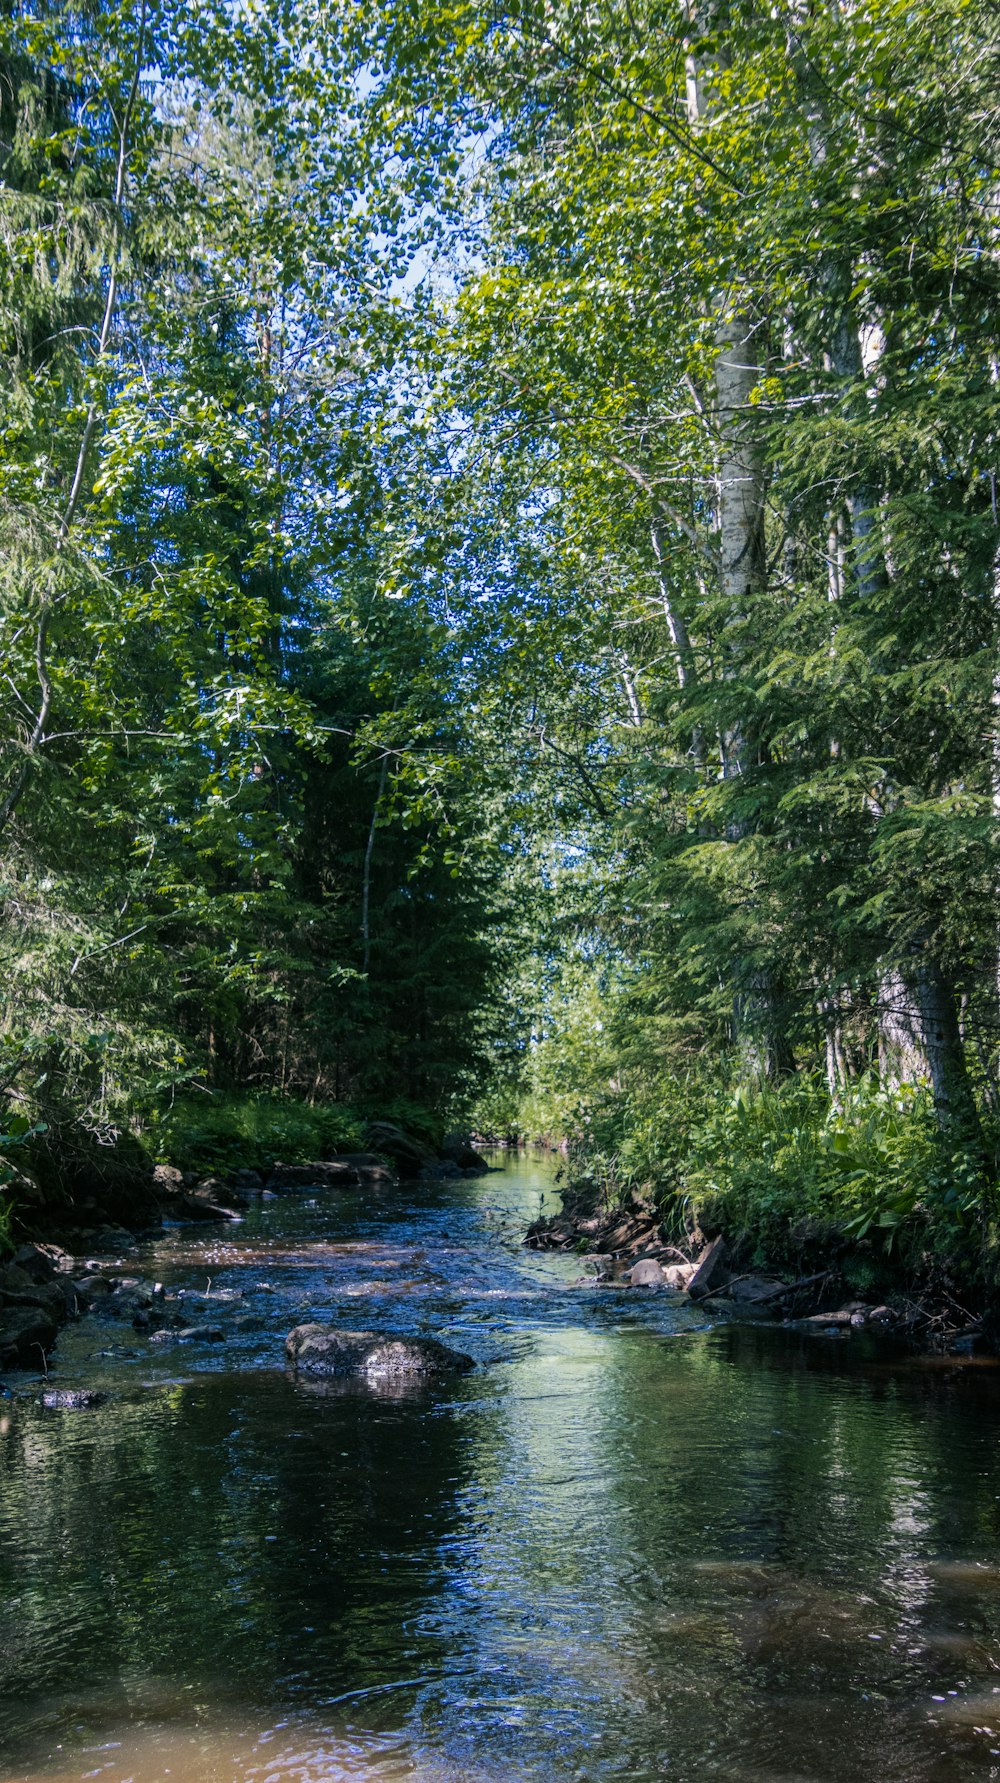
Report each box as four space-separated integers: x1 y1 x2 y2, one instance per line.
526 1174 978 1350
0 1125 494 1387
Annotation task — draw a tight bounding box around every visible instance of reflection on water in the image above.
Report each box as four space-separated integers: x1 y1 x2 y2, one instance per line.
2 1151 1000 1780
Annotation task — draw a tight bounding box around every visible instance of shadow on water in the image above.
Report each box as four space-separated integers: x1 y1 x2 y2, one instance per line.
3 1149 1000 1780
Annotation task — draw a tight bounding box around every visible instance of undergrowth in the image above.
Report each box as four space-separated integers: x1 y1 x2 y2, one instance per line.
146 1092 448 1177
535 1067 997 1286
147 1094 366 1177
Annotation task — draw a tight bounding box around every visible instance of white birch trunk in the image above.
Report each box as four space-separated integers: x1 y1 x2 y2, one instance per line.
793 50 982 1129
686 6 790 1077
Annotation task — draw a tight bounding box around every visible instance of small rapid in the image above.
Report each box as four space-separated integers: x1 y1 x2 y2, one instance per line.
2 1150 1000 1782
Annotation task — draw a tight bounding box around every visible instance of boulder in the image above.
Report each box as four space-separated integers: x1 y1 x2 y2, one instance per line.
83 1224 136 1253
285 1323 474 1379
628 1258 669 1289
663 1263 696 1290
725 1274 788 1304
355 1164 397 1187
0 1278 73 1320
12 1242 72 1279
152 1163 185 1196
0 1258 78 1318
173 1193 241 1223
328 1153 400 1186
0 1305 59 1368
187 1177 254 1211
194 1175 226 1197
107 1280 154 1314
687 1236 728 1300
441 1133 491 1173
264 1161 360 1192
230 1168 264 1193
0 1261 44 1301
363 1122 437 1180
41 1388 105 1409
72 1273 114 1299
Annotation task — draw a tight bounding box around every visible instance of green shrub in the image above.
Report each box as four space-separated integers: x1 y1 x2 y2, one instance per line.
0 1113 49 1253
543 1053 993 1279
677 1074 989 1269
365 1097 445 1150
147 1094 365 1177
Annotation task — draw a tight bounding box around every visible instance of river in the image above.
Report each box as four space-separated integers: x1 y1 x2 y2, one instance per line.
2 1150 1000 1781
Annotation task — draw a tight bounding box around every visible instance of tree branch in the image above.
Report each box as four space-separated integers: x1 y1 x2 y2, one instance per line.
0 2 148 842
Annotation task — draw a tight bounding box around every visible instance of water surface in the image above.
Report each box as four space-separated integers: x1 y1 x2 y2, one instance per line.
3 1151 1000 1781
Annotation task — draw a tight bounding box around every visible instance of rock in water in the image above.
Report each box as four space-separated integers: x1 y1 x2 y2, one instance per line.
265 1161 360 1192
285 1324 474 1379
628 1258 669 1289
687 1235 727 1299
0 1306 59 1368
363 1122 437 1180
663 1263 696 1290
41 1388 105 1409
724 1274 787 1304
441 1133 491 1173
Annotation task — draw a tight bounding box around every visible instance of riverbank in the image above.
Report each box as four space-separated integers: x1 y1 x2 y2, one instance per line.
525 1173 994 1354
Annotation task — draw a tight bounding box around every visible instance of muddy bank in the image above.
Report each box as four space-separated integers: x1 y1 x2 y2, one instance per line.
526 1177 990 1354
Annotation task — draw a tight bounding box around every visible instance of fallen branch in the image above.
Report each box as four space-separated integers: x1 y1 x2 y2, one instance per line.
695 1271 753 1304
757 1270 830 1304
696 1269 831 1308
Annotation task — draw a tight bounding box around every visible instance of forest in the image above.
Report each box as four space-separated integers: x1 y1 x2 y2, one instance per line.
2 0 1000 1301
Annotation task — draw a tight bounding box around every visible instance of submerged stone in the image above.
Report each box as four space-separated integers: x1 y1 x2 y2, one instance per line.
285 1323 474 1379
41 1388 105 1409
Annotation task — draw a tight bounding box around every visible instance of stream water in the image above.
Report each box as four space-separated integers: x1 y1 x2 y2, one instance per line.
3 1150 1000 1781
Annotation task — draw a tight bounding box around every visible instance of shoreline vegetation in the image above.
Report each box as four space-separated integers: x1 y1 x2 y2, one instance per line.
3 0 1000 1371
517 1071 1000 1353
2 1114 992 1384
525 1167 991 1354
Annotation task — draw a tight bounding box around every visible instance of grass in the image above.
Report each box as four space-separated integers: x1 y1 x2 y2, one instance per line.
146 1093 366 1177
540 1066 995 1289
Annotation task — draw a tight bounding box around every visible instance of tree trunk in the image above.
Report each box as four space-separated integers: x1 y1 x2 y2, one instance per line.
791 52 978 1122
821 992 852 1099
735 975 796 1079
989 391 1000 1074
878 956 983 1139
685 9 791 1078
361 757 388 977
